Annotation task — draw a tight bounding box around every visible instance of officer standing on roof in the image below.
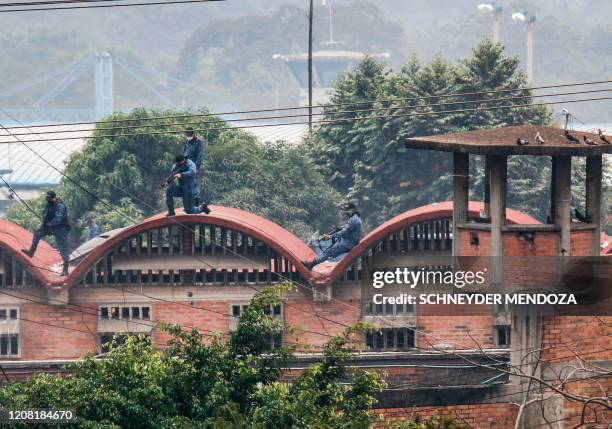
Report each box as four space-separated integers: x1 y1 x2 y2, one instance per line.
86 215 101 241
163 154 210 216
302 203 363 270
183 127 204 206
22 191 71 276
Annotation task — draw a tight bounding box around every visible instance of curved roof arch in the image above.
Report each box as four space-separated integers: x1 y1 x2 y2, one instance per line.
315 201 541 285
0 219 63 287
66 206 317 287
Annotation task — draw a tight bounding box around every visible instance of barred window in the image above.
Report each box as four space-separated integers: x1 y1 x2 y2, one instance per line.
496 326 511 347
99 306 151 321
364 302 415 316
366 328 415 351
0 335 19 357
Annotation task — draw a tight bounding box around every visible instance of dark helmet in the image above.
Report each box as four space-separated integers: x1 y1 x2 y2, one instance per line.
45 190 57 201
185 126 195 137
174 154 187 164
342 202 357 211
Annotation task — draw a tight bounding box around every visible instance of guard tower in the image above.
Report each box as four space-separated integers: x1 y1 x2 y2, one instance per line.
405 125 609 260
273 51 389 106
406 124 611 425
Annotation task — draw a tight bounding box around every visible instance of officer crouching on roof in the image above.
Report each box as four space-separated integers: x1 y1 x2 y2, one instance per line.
303 203 363 270
22 191 71 276
162 154 211 216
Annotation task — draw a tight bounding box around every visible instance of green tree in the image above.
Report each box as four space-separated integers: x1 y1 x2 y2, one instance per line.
0 285 388 429
307 40 553 227
6 108 341 244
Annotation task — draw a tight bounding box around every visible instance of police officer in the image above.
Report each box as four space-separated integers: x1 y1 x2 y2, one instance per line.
163 154 210 216
86 215 101 241
22 191 71 276
183 127 204 206
303 203 363 270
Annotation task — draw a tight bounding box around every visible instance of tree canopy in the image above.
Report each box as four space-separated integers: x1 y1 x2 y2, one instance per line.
306 40 554 228
6 109 341 244
0 286 388 428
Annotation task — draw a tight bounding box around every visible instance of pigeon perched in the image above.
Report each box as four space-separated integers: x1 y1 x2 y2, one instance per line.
516 137 529 146
574 209 590 223
583 135 597 146
535 131 545 144
599 129 611 144
564 130 580 144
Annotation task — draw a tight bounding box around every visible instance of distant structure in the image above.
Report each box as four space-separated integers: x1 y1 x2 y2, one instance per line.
273 50 389 107
0 125 93 215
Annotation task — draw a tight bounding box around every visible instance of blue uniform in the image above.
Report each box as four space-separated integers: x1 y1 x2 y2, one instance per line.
183 138 204 169
165 159 203 214
87 223 101 241
314 212 363 265
184 137 204 205
30 200 71 264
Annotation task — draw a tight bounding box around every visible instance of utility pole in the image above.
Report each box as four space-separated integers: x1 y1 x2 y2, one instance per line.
308 0 314 131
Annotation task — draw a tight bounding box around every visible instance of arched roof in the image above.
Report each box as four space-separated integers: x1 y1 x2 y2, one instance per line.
66 206 317 287
0 219 63 287
0 202 544 290
312 201 541 285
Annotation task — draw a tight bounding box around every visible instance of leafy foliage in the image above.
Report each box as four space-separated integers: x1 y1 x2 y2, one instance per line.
0 285 389 429
6 109 341 244
307 40 553 227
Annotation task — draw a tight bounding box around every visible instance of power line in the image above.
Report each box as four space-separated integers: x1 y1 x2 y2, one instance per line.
0 0 128 7
0 0 225 13
5 79 611 130
2 111 610 360
5 87 612 138
2 96 612 145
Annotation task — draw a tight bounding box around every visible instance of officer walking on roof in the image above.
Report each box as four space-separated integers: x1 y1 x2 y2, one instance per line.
163 154 210 216
22 191 71 276
303 203 363 270
183 127 204 206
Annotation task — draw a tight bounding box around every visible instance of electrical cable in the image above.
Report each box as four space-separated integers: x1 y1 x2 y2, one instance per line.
0 0 225 13
5 79 612 130
5 87 612 137
2 96 611 144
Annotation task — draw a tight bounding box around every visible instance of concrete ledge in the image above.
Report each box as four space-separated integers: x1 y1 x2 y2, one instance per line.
376 384 522 408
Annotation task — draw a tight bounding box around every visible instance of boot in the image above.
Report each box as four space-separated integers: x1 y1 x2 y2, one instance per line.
200 203 211 215
302 260 316 271
166 209 176 217
61 262 69 276
21 248 35 258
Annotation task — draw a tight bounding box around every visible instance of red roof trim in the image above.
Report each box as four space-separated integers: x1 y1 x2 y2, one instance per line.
0 219 63 287
0 202 544 290
313 201 540 285
66 206 317 287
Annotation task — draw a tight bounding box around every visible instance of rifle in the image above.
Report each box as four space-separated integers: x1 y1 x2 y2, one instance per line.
312 226 343 252
161 163 187 188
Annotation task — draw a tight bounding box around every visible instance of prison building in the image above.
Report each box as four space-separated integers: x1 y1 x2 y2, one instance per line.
0 125 610 428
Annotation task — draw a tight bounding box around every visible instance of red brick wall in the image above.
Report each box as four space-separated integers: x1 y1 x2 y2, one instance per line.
376 403 518 429
152 300 229 345
460 228 594 257
20 303 98 360
570 229 594 256
416 313 495 349
541 315 612 361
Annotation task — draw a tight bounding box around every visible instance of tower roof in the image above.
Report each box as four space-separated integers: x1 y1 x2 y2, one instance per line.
404 125 612 156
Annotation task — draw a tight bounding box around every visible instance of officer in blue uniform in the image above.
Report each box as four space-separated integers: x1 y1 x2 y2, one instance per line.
183 127 204 206
22 191 71 276
303 203 363 270
163 154 210 216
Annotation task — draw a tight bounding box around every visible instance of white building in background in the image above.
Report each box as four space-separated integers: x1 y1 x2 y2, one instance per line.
0 125 93 216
